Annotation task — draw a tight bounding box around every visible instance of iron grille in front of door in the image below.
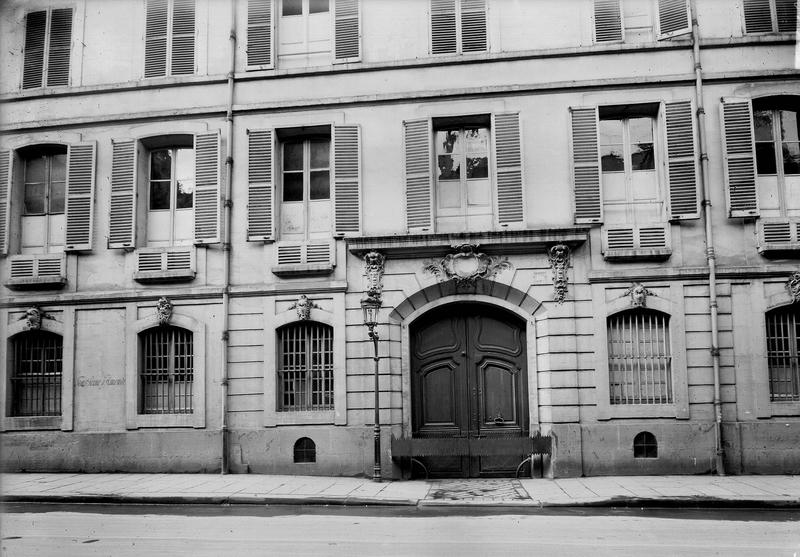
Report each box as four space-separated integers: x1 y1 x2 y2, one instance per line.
277 322 334 411
10 331 63 416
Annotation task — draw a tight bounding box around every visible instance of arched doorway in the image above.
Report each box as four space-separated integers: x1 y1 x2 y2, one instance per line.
410 302 529 478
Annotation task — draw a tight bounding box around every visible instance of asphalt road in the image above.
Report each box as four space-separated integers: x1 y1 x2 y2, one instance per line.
1 503 799 556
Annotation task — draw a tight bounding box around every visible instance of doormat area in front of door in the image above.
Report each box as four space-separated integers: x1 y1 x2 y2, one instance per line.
427 479 531 502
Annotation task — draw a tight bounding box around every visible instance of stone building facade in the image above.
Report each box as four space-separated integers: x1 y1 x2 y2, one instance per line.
1 0 798 477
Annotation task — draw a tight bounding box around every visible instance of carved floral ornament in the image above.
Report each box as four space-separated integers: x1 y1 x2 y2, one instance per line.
624 283 655 308
18 306 49 330
788 272 800 303
548 244 570 304
156 297 173 325
424 243 512 287
363 251 386 300
289 294 321 321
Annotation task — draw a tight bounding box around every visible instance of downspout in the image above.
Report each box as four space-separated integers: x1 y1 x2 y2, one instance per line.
220 0 237 474
689 0 725 475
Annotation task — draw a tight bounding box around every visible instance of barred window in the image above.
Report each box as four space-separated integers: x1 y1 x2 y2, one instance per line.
607 308 672 404
277 322 333 411
9 331 63 417
766 306 800 402
139 326 194 414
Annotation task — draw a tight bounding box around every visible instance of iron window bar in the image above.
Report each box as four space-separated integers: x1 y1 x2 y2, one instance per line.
766 307 800 402
140 326 194 414
11 331 63 417
278 322 334 411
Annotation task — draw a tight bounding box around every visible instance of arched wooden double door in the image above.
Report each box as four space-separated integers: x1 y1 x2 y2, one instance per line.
410 303 529 477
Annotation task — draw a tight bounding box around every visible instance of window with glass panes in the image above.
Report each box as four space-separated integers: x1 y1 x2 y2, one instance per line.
278 0 331 68
10 331 63 417
21 148 67 254
765 305 800 402
277 322 333 411
139 326 194 414
435 126 491 232
280 137 331 240
146 147 195 246
753 98 800 217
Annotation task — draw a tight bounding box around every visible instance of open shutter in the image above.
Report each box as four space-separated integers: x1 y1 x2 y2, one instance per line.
247 129 273 241
657 0 691 39
145 0 168 78
46 8 72 87
460 0 487 52
570 107 603 223
776 0 798 32
0 150 11 255
23 11 46 89
109 139 138 249
664 100 699 220
64 142 96 251
334 0 360 62
743 0 774 32
247 0 274 69
171 0 195 75
594 0 623 42
333 124 361 235
492 113 525 227
431 0 457 54
404 119 433 232
194 131 221 243
721 98 759 217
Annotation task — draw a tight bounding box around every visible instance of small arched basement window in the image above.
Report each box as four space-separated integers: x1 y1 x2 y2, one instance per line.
633 431 658 458
294 437 316 463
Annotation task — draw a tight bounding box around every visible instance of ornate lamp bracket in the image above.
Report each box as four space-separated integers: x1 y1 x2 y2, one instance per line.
548 244 570 304
424 243 512 287
787 272 800 303
156 297 174 325
290 294 321 321
623 282 655 308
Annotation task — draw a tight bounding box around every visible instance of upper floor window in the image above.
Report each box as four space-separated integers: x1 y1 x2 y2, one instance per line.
139 326 194 414
22 8 73 89
744 0 797 34
147 146 195 247
765 305 800 402
593 0 691 44
9 331 63 417
144 0 195 78
607 308 672 405
752 97 799 218
21 147 67 255
278 0 331 68
280 135 331 241
277 322 334 412
431 0 487 55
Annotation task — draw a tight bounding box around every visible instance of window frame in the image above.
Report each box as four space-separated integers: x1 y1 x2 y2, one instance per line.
138 325 195 415
22 7 74 90
752 101 800 217
277 321 334 412
765 304 800 403
278 134 332 242
429 0 488 56
20 148 68 255
145 145 196 247
143 0 196 79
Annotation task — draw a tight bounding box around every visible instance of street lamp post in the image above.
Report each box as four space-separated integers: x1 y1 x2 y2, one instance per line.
361 295 382 482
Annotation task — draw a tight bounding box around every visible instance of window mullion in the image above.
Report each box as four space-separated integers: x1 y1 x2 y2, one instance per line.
455 0 462 53
304 140 310 241
774 109 788 213
170 147 177 244
770 0 780 32
305 327 312 409
167 328 176 412
166 0 174 76
42 10 51 88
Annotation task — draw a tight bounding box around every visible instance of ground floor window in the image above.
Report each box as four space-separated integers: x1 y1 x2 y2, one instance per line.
766 305 800 402
9 331 63 416
139 326 194 414
277 322 333 411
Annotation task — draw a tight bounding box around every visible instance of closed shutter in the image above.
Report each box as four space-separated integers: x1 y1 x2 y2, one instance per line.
594 0 623 42
431 0 457 54
333 124 361 235
247 129 273 241
664 100 699 220
657 0 691 39
109 139 138 249
570 107 603 223
194 131 221 243
492 113 525 227
171 0 195 75
460 0 487 52
334 0 360 62
64 142 97 251
743 0 773 32
404 119 433 231
46 8 72 87
0 150 11 255
247 0 273 69
721 98 759 217
22 11 46 89
776 0 798 32
145 0 168 78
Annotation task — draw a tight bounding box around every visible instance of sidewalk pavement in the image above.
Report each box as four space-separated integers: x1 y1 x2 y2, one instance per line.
2 473 799 508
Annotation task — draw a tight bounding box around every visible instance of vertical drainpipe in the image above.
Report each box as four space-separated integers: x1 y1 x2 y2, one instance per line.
690 0 725 475
220 0 237 474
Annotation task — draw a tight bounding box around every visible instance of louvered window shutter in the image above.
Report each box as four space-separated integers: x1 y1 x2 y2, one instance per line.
46 8 72 87
492 113 525 227
776 0 798 32
594 0 623 42
334 0 360 62
145 0 168 78
109 139 138 249
431 0 457 54
657 0 691 39
194 131 221 243
404 119 433 232
64 142 97 251
743 0 773 32
247 129 274 241
0 150 11 255
247 0 274 69
333 124 361 235
23 11 46 89
664 100 699 220
460 0 487 52
721 98 759 217
171 0 195 75
570 107 603 223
